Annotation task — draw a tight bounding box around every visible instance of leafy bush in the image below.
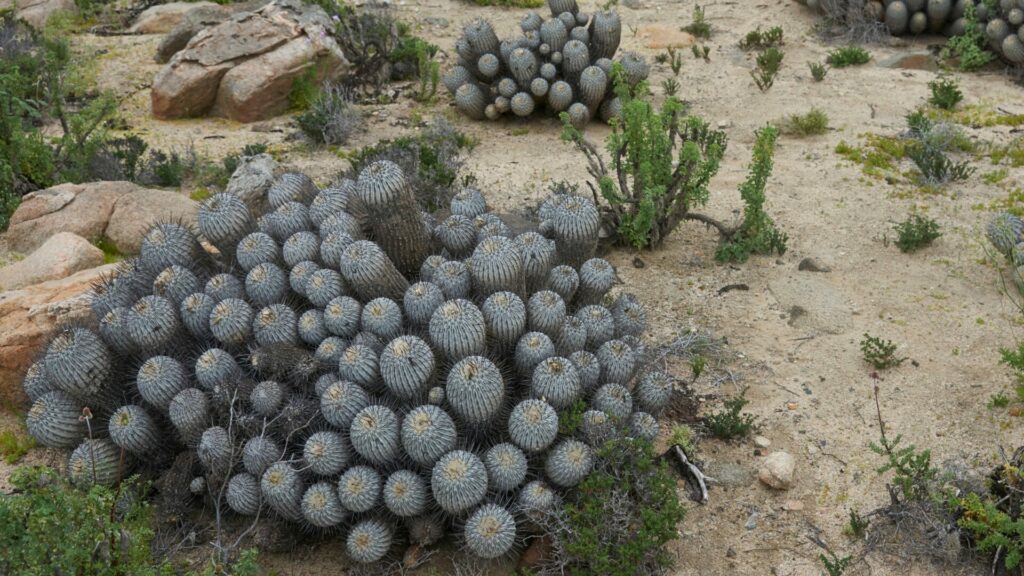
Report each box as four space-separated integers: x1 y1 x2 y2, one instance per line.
808 61 828 81
538 438 687 576
288 66 321 112
343 117 474 210
682 4 711 39
942 2 994 71
826 46 871 67
906 142 974 185
928 75 963 111
297 83 362 146
893 214 941 253
561 71 785 256
739 25 783 50
714 125 788 262
860 333 906 369
706 388 756 440
0 465 261 576
751 47 783 92
780 108 828 136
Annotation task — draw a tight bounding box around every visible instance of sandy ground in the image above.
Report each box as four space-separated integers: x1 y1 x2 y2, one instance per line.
6 0 1024 574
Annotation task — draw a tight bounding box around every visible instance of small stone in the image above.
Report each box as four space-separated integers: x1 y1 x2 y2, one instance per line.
786 401 798 410
753 435 771 448
744 511 758 530
783 499 804 511
758 451 796 490
726 547 736 558
798 257 831 272
638 26 696 49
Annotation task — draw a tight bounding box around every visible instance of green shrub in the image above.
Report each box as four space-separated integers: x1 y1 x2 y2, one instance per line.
297 84 361 146
906 142 974 185
706 387 756 440
893 214 941 253
0 465 262 576
826 46 871 67
562 70 785 256
942 2 994 71
288 66 321 111
928 75 963 111
860 333 906 369
780 108 829 136
551 437 686 576
715 125 787 262
751 47 783 92
0 428 34 464
958 492 1024 570
739 25 783 50
808 61 828 81
682 4 711 39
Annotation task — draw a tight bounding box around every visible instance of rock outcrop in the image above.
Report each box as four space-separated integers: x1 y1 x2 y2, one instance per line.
0 233 104 292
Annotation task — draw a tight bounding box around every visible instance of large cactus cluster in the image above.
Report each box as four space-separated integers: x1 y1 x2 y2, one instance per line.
986 211 1024 290
444 0 648 126
799 0 1024 64
22 160 673 564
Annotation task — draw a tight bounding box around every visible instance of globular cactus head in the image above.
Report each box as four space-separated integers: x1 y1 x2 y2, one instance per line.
545 438 594 488
227 472 262 516
404 282 445 328
580 409 616 446
21 362 53 403
636 370 673 415
205 272 245 302
209 298 254 347
109 404 160 456
302 481 347 528
361 298 404 341
570 350 601 394
44 327 112 400
346 518 393 564
282 231 321 268
447 356 505 426
592 383 633 419
349 405 400 466
268 172 318 209
515 331 556 377
485 443 528 492
304 268 345 309
245 263 289 307
69 439 123 488
127 295 180 350
380 335 435 400
986 212 1024 256
596 338 636 385
383 469 429 517
338 465 381 513
261 461 304 522
577 304 616 349
198 193 253 254
324 295 362 339
252 304 299 347
431 450 488 515
26 391 85 449
243 435 280 477
531 356 582 409
136 355 187 410
152 265 200 306
429 299 487 362
237 232 279 272
629 411 660 442
139 222 201 278
464 503 518 559
509 398 559 453
304 431 350 476
338 344 380 391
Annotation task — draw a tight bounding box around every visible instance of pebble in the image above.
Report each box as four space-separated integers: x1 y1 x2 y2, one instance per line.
783 500 804 511
744 511 758 530
753 435 771 448
798 257 832 272
758 451 796 490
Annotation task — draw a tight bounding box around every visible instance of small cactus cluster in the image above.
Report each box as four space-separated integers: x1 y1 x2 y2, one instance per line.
799 0 1024 64
22 160 672 565
985 211 1024 291
444 0 648 127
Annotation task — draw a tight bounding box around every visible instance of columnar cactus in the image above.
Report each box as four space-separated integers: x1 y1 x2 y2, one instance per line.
356 160 433 275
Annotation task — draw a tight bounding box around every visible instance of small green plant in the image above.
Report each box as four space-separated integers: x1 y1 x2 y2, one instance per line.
893 214 941 253
682 4 711 39
93 237 123 264
412 42 440 104
826 46 871 68
942 2 994 71
715 125 788 262
691 355 706 381
297 84 361 146
661 77 679 97
958 491 1024 571
751 47 784 92
739 25 783 50
1000 342 1024 384
288 66 321 111
148 150 185 187
666 46 683 76
0 428 34 464
780 108 829 136
706 387 756 440
691 44 710 61
558 399 587 435
860 333 906 369
844 508 870 538
553 437 687 575
906 142 975 185
668 424 695 452
819 551 852 576
988 392 1010 409
808 61 828 82
870 427 937 503
928 75 963 111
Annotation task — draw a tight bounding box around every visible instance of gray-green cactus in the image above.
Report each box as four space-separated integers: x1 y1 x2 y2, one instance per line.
431 450 488 515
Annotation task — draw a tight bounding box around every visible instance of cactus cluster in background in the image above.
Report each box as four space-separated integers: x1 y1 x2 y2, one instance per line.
985 211 1024 292
444 0 648 126
21 159 675 565
797 0 1024 65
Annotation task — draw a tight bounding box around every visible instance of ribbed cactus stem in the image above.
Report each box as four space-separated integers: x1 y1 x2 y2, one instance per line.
355 160 433 276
